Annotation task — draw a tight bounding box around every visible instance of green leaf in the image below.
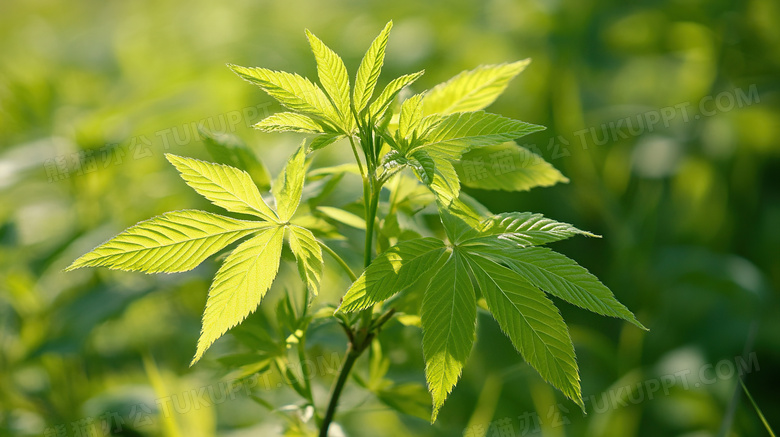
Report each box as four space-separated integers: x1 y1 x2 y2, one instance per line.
457 143 569 191
305 30 351 127
253 112 326 134
318 206 366 230
338 238 448 313
287 225 323 296
482 246 646 329
200 128 271 190
464 253 583 409
422 60 531 116
193 226 285 364
421 253 476 422
398 93 425 139
409 150 435 185
428 152 460 202
272 146 306 221
415 111 545 159
65 210 270 273
353 21 393 113
368 70 425 121
437 200 483 244
463 212 597 248
308 133 343 152
228 64 338 124
166 154 278 222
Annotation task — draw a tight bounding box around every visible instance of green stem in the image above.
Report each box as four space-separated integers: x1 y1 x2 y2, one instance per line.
319 343 360 437
318 240 357 282
319 175 380 436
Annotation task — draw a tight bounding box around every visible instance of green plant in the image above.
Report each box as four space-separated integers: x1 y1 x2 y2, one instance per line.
67 21 646 436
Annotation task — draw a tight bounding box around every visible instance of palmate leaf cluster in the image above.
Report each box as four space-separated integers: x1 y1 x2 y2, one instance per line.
67 20 645 424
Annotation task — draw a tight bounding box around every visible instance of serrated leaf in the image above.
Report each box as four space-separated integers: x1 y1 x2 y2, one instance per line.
457 143 569 191
483 246 646 329
166 154 278 222
254 112 326 134
464 253 583 409
66 210 270 273
428 152 460 202
200 128 271 190
408 149 435 185
399 93 425 139
437 200 483 244
228 64 338 125
422 253 476 422
318 206 366 230
305 30 351 127
416 111 545 159
287 225 323 296
272 146 306 221
368 71 425 121
354 21 393 113
193 227 285 364
338 238 447 313
463 212 596 248
422 60 531 116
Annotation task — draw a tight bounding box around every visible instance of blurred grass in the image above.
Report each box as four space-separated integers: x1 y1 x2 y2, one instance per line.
1 0 779 436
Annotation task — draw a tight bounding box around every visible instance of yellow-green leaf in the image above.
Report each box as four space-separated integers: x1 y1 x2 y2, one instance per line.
193 226 285 364
166 154 278 222
228 64 338 124
422 253 476 422
254 112 326 134
422 60 531 116
287 225 323 296
305 29 351 129
272 146 307 222
354 21 393 113
457 143 569 191
66 210 270 273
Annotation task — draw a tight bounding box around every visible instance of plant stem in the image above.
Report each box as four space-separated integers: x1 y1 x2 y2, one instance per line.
319 172 380 436
319 343 359 437
318 240 357 282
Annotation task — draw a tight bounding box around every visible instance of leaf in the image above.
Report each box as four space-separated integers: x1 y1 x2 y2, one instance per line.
415 111 545 159
422 60 531 116
457 143 569 191
337 238 448 313
272 146 306 221
253 112 326 134
193 227 285 364
354 21 393 113
368 71 425 121
305 30 351 127
464 253 583 408
200 128 271 190
409 150 435 185
398 93 425 139
318 206 366 230
166 154 278 222
437 200 483 244
65 210 269 273
421 253 476 422
308 134 343 152
482 246 646 329
228 64 338 124
428 152 460 202
287 225 324 296
463 212 597 248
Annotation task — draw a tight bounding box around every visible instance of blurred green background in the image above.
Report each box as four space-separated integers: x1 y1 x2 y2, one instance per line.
1 0 779 436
